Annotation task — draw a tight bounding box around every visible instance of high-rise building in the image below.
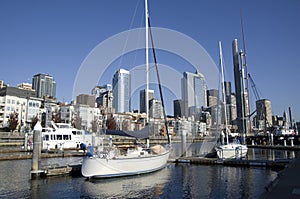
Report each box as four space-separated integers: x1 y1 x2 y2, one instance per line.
173 99 183 118
96 90 113 113
256 99 272 128
140 89 154 113
91 84 112 99
224 81 232 124
112 69 131 113
149 98 163 119
207 89 218 107
181 71 207 117
76 94 95 107
32 73 56 99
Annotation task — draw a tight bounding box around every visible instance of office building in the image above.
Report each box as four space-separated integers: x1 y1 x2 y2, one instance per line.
76 94 95 107
91 84 112 99
112 69 131 113
140 89 154 113
149 98 163 119
173 99 183 118
256 99 272 128
181 71 207 117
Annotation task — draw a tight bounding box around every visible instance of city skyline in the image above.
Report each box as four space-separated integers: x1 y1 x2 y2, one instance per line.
0 1 299 119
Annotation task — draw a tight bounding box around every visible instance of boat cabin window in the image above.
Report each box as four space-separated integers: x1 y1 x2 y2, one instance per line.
57 135 62 140
63 135 71 140
44 135 49 141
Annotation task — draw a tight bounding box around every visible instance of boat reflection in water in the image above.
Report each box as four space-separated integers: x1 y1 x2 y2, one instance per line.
81 166 171 198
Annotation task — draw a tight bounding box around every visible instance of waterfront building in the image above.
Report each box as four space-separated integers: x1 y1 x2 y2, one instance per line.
73 104 101 131
112 69 131 113
32 73 56 99
139 89 154 113
181 71 207 117
255 99 272 130
0 86 41 130
76 94 96 108
59 105 74 124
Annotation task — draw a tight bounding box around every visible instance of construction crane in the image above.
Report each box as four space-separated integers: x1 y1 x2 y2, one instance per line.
248 73 271 130
248 73 261 101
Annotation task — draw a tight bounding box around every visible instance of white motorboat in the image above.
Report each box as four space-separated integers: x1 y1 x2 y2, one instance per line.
41 122 91 150
81 0 170 178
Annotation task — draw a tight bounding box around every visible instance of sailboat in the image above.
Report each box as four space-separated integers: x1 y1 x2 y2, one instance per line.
81 0 170 178
215 41 248 159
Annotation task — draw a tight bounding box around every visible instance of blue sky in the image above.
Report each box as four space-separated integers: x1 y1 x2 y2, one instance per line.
0 0 299 120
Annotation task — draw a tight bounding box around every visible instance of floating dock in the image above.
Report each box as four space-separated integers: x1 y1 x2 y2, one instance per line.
176 157 290 170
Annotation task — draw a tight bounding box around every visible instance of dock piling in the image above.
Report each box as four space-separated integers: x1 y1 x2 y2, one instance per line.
31 121 44 179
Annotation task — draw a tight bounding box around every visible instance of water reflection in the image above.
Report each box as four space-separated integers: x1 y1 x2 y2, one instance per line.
0 148 294 199
161 164 278 199
81 166 171 198
247 148 296 160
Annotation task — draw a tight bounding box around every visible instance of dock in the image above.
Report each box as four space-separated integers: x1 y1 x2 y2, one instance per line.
175 156 290 170
260 154 300 199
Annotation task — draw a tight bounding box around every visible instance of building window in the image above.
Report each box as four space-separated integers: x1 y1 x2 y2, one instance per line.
7 99 10 104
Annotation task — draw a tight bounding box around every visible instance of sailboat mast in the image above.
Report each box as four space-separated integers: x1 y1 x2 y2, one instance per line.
145 0 149 123
219 41 229 144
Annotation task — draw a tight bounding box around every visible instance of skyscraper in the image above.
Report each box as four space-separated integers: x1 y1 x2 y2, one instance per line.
224 81 232 124
32 73 56 99
149 98 163 119
173 99 183 118
140 89 154 113
256 99 272 128
181 71 207 117
112 69 131 113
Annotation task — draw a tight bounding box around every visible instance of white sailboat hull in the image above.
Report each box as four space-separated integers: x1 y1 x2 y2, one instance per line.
216 144 248 159
81 150 170 178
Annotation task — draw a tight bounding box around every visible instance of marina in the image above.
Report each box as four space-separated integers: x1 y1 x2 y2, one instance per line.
0 142 298 198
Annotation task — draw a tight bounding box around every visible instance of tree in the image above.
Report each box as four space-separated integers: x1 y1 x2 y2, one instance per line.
8 112 19 132
72 112 82 130
106 114 116 130
52 108 61 123
91 119 99 133
31 115 39 130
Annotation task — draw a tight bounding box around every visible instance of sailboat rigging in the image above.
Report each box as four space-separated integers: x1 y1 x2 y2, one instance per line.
215 41 248 159
81 0 170 178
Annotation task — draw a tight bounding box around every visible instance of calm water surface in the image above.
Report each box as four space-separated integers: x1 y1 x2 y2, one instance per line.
0 146 294 199
0 158 278 199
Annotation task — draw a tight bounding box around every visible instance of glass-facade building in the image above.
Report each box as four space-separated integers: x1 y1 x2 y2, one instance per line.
112 69 131 113
32 73 56 99
181 71 206 117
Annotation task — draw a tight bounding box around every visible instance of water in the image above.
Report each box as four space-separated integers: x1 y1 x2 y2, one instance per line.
0 146 294 199
0 159 278 199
